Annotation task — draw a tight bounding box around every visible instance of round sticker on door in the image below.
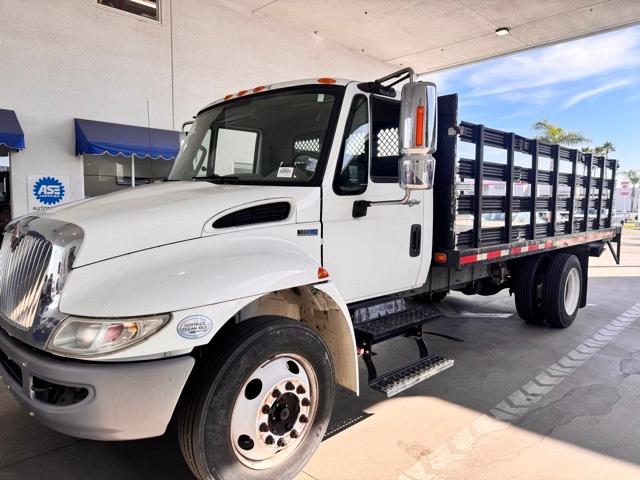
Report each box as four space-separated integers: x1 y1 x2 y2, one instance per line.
177 315 213 339
33 176 66 205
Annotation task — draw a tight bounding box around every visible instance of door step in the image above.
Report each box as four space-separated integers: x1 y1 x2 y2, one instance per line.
351 302 453 396
354 304 441 345
369 354 454 397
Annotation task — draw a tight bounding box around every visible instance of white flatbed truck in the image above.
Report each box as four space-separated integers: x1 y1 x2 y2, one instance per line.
0 68 621 479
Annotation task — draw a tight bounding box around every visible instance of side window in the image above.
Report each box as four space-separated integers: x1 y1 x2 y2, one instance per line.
370 96 400 182
293 135 321 175
214 128 258 175
333 95 369 195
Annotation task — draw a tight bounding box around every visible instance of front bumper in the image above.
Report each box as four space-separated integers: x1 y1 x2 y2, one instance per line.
0 327 194 441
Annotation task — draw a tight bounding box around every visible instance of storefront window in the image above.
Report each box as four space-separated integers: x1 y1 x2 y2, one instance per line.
83 153 174 198
97 0 160 21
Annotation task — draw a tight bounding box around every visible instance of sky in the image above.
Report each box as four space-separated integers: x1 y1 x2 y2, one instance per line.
422 25 640 175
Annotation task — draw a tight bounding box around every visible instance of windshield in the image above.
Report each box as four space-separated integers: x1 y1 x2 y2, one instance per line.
169 86 343 185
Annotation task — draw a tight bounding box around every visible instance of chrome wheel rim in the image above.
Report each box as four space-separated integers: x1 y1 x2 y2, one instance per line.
230 354 318 470
564 267 580 315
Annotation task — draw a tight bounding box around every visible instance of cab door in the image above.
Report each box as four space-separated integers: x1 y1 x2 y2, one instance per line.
322 89 425 303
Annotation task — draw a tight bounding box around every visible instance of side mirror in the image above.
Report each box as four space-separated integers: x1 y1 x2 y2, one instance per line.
398 81 437 190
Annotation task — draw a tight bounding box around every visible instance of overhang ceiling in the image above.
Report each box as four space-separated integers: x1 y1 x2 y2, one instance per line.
233 0 640 72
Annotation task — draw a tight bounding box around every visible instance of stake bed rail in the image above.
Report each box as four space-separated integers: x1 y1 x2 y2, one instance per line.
432 94 621 270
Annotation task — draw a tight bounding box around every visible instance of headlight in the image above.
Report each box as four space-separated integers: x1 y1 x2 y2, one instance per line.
47 314 170 357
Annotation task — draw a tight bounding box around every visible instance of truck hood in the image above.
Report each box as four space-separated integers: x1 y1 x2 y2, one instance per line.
39 181 320 267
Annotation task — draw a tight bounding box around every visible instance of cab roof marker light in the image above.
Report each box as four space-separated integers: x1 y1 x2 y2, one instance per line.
317 77 336 84
253 85 267 92
223 94 234 100
237 90 248 96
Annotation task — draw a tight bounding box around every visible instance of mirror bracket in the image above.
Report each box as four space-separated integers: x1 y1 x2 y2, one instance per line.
351 192 421 218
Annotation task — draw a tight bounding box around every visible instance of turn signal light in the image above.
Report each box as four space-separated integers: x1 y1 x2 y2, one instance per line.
434 252 448 264
317 267 330 279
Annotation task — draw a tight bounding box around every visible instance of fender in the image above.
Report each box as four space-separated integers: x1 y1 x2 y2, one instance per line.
238 282 359 394
60 223 322 317
311 282 359 395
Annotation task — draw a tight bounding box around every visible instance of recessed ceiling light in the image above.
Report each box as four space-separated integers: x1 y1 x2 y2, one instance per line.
495 27 510 36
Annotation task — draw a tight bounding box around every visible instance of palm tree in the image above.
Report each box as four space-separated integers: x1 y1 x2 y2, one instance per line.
625 169 640 214
533 120 591 146
600 141 615 159
581 142 615 158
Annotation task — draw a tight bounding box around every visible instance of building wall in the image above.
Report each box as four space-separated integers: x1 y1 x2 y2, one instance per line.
0 0 390 216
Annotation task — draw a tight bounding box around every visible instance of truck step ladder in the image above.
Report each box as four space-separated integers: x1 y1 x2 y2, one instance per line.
352 304 454 397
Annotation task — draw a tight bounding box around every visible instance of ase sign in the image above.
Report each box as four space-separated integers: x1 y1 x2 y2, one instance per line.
27 175 70 212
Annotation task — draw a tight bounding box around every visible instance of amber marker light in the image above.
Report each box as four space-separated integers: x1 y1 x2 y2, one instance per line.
317 267 330 279
317 77 336 84
415 105 425 147
434 252 448 264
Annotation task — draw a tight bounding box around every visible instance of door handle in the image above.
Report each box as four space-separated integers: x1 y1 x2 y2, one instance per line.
410 224 421 257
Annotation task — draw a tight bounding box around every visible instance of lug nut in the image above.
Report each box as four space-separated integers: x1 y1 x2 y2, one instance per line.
296 385 306 394
290 430 298 438
265 435 274 445
299 414 308 424
262 404 270 414
285 382 295 391
259 423 269 432
272 388 281 398
301 398 310 407
277 438 287 447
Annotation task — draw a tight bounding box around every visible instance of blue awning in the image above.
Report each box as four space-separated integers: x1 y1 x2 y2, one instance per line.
0 109 25 151
74 118 179 159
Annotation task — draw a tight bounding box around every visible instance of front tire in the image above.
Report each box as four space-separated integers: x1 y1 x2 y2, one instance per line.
542 253 582 328
178 316 335 480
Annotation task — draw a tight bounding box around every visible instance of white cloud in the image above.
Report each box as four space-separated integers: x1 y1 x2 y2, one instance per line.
562 79 634 109
457 27 640 97
499 87 558 105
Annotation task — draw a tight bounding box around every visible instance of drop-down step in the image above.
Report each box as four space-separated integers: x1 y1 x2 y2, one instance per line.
369 354 454 397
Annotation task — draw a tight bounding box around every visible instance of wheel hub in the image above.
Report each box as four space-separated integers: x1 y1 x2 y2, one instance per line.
268 392 300 435
229 355 318 470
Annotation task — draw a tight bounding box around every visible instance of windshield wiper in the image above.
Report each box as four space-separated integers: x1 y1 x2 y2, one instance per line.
193 174 240 184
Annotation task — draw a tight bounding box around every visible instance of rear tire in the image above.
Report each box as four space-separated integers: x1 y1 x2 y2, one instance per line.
513 255 547 325
177 316 335 480
430 290 448 302
542 253 582 328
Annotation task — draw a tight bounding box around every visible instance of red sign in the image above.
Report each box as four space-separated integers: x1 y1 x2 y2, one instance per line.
621 181 630 196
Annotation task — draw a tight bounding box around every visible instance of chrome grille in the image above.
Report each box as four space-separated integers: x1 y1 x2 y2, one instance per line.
0 232 52 330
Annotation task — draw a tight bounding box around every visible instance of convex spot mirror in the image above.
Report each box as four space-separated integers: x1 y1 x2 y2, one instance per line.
398 81 437 190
